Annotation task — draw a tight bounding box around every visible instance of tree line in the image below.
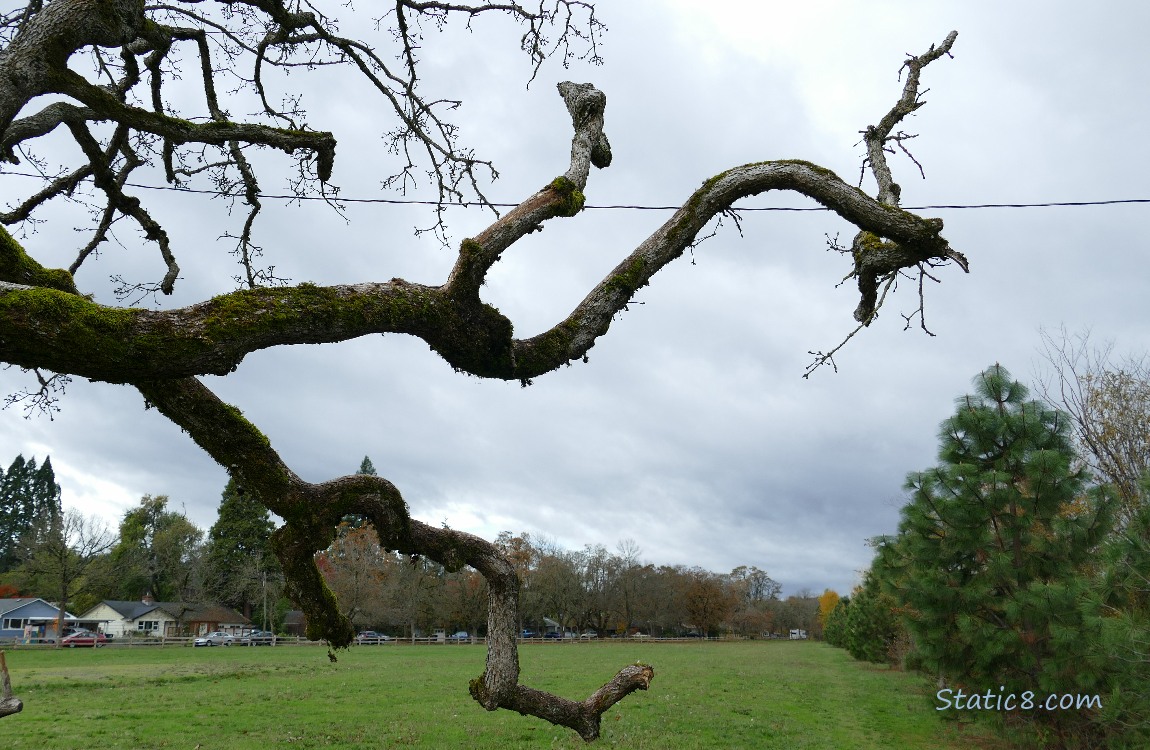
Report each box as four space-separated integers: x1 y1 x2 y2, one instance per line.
822 343 1150 750
3 453 821 640
321 522 820 640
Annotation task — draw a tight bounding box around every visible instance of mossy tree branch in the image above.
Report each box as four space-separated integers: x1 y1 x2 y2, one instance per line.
1 149 964 384
133 373 649 739
1 0 604 289
2 5 968 739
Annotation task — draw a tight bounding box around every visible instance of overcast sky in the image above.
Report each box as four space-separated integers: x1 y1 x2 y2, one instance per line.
3 1 1149 597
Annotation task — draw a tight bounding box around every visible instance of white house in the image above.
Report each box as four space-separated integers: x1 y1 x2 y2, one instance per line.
80 596 250 638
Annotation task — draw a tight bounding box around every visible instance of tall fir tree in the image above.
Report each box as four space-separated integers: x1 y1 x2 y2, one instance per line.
0 455 62 573
894 365 1113 707
204 477 277 620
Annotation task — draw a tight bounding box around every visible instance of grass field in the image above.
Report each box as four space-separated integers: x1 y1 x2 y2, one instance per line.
0 641 1006 749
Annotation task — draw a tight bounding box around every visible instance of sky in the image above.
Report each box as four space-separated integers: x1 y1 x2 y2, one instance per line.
3 0 1150 598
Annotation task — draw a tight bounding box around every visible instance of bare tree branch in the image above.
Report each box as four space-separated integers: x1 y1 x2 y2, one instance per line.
1 1 604 290
1 366 71 419
862 30 957 207
1036 327 1150 527
0 5 971 737
804 30 965 375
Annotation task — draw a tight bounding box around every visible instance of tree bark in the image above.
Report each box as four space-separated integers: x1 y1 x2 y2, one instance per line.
0 652 21 718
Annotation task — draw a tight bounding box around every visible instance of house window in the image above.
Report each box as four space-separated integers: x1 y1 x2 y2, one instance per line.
3 618 28 630
137 620 159 632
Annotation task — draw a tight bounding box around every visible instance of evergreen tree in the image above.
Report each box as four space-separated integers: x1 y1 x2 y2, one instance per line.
0 455 62 573
358 456 377 476
842 567 904 665
203 478 278 621
1090 477 1150 746
895 365 1113 706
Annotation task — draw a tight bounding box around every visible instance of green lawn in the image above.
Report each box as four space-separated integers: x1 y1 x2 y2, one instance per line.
0 641 1005 749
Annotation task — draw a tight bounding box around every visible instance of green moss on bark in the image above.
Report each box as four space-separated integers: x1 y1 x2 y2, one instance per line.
604 257 647 296
0 224 79 294
549 176 585 217
515 319 581 375
1 287 152 357
271 524 355 649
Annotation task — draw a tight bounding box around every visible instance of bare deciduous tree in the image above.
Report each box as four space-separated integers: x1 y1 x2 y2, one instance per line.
1038 328 1150 527
318 523 395 628
0 1 966 738
19 508 114 648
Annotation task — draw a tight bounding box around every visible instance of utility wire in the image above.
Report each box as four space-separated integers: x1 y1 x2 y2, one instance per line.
3 170 1149 212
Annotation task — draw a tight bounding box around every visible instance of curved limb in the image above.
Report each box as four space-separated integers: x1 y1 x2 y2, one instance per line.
133 374 651 740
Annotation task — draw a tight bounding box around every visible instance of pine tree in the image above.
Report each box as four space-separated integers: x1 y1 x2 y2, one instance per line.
895 365 1113 703
842 567 904 665
204 478 278 621
823 596 850 648
1090 477 1150 745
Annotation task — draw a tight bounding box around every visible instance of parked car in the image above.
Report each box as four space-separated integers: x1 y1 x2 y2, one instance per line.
355 631 391 644
62 630 108 648
240 630 276 646
193 631 234 647
520 629 537 639
579 631 598 639
544 631 562 639
447 631 469 641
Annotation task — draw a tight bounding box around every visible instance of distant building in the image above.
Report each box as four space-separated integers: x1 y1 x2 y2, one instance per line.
0 598 79 641
281 610 306 637
79 595 250 637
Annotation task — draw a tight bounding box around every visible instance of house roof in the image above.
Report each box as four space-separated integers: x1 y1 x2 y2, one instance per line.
0 598 39 617
89 600 250 625
0 598 78 620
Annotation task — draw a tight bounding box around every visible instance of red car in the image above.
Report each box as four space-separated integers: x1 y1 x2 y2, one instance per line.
61 630 108 648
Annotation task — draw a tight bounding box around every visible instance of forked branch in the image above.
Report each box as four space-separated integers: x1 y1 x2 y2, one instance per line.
0 77 964 386
802 30 966 375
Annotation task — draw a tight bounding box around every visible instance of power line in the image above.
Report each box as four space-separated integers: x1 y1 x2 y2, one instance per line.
4 169 1150 212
